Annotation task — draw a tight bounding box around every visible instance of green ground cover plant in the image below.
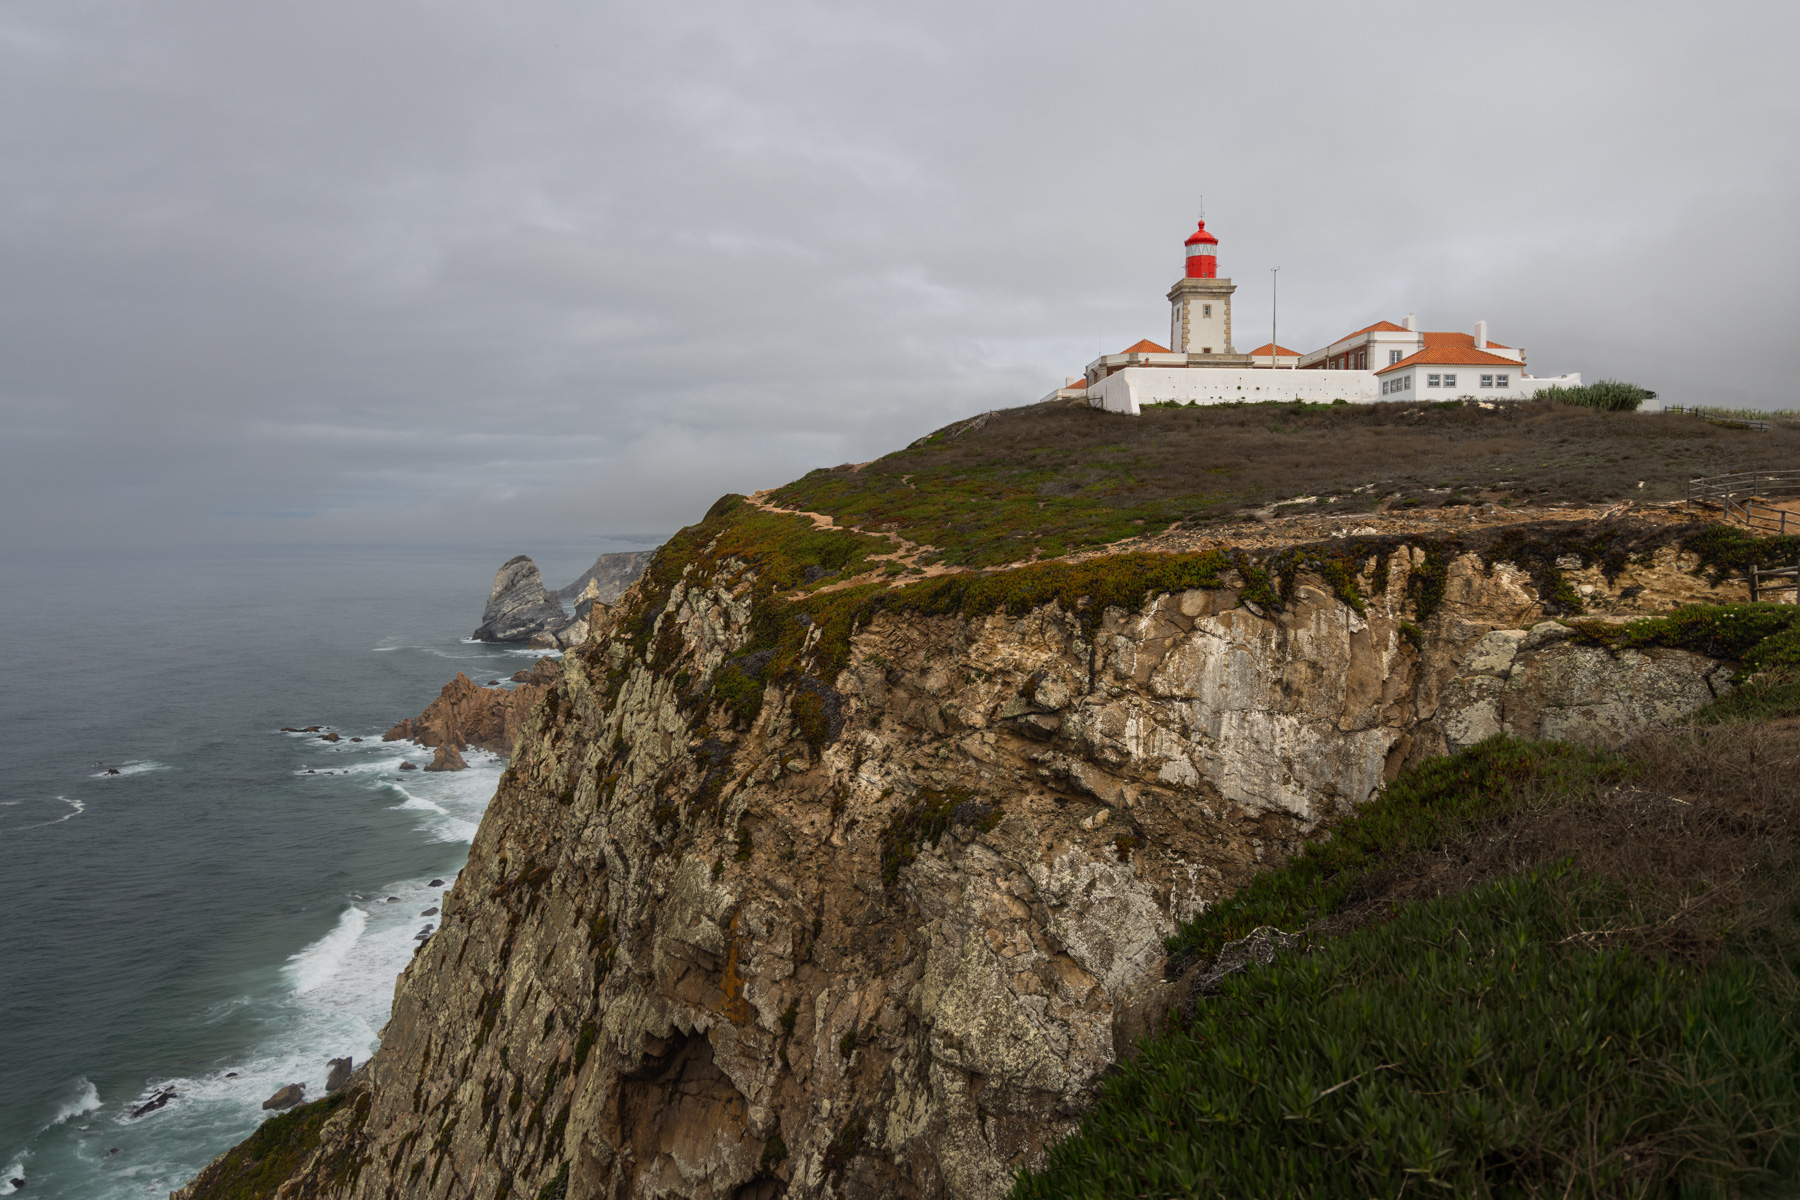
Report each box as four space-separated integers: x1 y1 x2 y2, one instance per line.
1569 602 1800 672
1017 659 1800 1198
177 1092 370 1200
766 398 1800 567
1163 738 1635 973
1015 864 1800 1199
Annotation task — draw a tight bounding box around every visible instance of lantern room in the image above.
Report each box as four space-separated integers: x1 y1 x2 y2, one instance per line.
1184 219 1218 279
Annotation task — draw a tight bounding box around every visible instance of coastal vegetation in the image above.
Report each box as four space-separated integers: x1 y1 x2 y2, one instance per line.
1018 678 1800 1197
1538 378 1658 412
768 397 1800 567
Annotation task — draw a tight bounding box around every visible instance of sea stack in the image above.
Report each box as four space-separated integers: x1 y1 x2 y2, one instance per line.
472 556 578 647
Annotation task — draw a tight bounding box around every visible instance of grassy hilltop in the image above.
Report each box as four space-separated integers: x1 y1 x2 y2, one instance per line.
771 398 1800 567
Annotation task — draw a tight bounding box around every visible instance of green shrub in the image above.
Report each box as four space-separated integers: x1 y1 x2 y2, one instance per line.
1568 601 1800 672
1015 865 1800 1199
180 1094 351 1200
1165 737 1634 973
1539 379 1656 412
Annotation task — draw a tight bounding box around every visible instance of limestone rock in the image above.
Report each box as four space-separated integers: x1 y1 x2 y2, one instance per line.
473 556 579 646
260 1084 304 1111
558 549 656 604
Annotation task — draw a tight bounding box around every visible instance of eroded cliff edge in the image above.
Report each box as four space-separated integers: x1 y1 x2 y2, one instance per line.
179 505 1749 1200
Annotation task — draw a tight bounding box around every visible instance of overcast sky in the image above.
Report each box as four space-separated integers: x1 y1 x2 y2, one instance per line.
3 0 1796 550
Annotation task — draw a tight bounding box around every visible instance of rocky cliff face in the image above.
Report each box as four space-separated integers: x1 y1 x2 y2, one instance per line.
561 551 657 605
179 518 1744 1200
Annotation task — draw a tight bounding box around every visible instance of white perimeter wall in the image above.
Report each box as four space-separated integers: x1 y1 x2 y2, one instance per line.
1089 367 1380 414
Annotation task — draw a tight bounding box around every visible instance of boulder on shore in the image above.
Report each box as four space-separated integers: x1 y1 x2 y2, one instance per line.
261 1084 304 1111
325 1058 353 1093
384 657 559 755
424 743 467 772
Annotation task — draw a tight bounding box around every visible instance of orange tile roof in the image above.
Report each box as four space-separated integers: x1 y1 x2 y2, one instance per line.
1121 338 1171 354
1375 345 1527 375
1246 343 1302 357
1329 320 1408 345
1423 330 1512 350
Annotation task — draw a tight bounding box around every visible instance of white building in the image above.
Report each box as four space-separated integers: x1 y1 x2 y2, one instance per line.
1057 216 1582 414
1376 346 1579 400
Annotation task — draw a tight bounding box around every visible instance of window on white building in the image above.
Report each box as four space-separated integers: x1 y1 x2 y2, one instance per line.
1480 375 1494 387
1427 374 1441 387
1202 304 1212 317
1443 374 1457 388
1202 346 1212 354
1404 376 1412 390
1381 380 1390 395
1496 374 1509 387
1390 350 1403 364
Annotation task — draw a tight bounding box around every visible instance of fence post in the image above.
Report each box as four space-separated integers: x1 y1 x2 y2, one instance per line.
1750 566 1760 602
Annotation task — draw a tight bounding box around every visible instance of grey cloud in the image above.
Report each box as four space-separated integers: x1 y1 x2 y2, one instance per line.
2 0 1795 548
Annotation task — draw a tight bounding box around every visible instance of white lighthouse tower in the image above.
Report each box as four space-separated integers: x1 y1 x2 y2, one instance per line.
1166 216 1238 358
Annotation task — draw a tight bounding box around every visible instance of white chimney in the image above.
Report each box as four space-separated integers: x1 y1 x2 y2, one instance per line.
1402 312 1416 331
1474 320 1488 349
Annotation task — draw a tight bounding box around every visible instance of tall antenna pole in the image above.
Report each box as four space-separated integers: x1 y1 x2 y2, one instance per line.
1271 267 1280 370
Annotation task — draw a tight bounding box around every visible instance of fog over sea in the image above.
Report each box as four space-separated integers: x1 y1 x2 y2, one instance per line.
0 538 655 1198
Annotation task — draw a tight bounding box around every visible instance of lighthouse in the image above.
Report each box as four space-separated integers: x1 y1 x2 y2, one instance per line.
1184 219 1218 278
1167 216 1236 356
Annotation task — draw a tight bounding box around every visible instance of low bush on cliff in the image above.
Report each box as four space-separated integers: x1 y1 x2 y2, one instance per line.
1015 863 1800 1199
179 1093 354 1200
1569 601 1800 673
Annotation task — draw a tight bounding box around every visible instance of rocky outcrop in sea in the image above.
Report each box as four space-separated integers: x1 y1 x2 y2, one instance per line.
472 552 655 648
383 657 559 755
472 556 580 647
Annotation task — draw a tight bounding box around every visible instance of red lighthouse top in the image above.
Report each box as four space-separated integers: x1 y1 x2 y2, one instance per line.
1184 219 1218 279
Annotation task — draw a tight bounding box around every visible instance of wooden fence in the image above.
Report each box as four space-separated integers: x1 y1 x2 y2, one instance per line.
1689 470 1800 601
1687 470 1800 533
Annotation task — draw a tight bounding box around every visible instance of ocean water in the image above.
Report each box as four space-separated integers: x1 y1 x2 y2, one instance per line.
0 539 654 1198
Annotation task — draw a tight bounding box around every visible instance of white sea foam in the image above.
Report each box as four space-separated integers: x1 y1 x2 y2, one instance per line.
51 1078 101 1125
0 1158 23 1195
392 790 449 816
90 760 168 778
283 907 367 995
14 796 85 829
